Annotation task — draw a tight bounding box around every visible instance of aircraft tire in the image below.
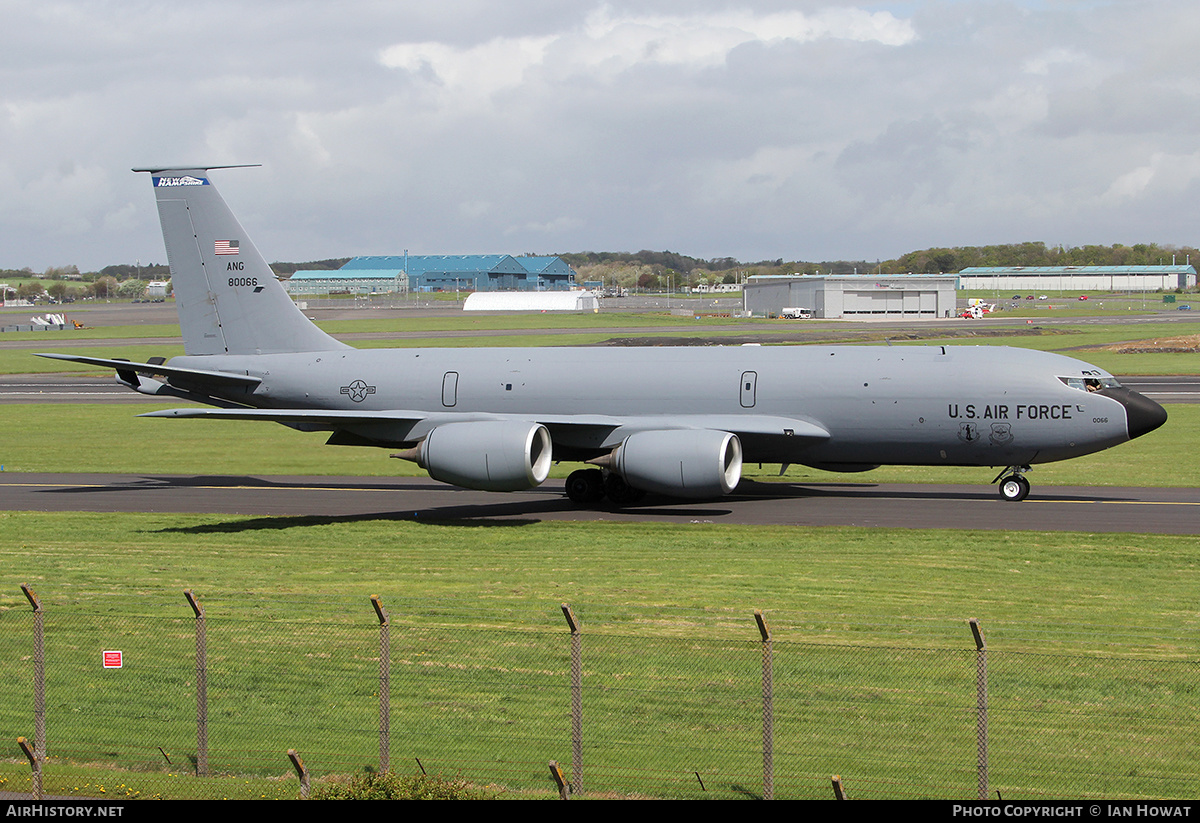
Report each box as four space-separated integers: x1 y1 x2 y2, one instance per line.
565 469 605 505
998 474 1030 502
603 472 645 506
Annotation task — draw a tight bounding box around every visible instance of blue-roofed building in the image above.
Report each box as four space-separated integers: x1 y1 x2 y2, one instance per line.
285 268 405 295
283 254 577 295
513 256 576 282
958 266 1196 291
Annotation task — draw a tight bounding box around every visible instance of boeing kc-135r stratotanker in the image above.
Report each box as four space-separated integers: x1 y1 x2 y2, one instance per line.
39 166 1167 503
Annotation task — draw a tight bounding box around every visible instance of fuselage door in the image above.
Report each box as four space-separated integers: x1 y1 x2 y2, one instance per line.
442 371 458 407
740 371 757 408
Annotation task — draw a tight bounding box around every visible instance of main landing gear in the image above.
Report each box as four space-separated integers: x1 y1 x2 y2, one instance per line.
565 468 644 507
993 465 1032 502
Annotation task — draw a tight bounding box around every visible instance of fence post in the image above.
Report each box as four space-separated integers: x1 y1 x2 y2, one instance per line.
288 749 310 799
755 609 774 800
970 618 988 800
20 585 44 763
185 590 208 777
371 595 390 772
18 737 42 801
549 760 570 800
561 604 582 796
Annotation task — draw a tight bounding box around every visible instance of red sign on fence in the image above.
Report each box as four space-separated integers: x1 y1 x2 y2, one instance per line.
102 650 123 669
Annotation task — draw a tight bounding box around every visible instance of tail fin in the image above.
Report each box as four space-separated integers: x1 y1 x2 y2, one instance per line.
134 166 349 356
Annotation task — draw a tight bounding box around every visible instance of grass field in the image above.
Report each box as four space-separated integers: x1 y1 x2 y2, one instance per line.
1 515 1198 799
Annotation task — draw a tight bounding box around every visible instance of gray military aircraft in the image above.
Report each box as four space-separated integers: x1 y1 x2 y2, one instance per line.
39 166 1167 503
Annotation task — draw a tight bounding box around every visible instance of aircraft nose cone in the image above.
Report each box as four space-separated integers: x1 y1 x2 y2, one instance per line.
1100 387 1168 440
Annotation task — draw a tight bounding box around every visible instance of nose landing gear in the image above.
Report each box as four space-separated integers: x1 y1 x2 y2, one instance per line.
993 466 1032 502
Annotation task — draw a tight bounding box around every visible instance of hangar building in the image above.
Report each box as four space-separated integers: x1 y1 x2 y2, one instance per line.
958 265 1196 292
284 255 576 295
744 274 958 319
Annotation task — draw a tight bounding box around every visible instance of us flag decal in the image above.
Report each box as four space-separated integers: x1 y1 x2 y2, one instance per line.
215 240 240 255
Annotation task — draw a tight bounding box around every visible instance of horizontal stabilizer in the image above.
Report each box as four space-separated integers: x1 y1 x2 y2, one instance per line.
131 164 261 174
35 353 262 390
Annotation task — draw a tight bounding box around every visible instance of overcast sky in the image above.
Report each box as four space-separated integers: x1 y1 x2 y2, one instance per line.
3 0 1199 271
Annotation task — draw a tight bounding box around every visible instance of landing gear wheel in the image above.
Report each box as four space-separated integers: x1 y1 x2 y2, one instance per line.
565 469 605 505
998 474 1031 502
603 472 645 507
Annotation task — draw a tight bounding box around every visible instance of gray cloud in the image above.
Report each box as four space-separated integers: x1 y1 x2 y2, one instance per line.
0 1 1197 271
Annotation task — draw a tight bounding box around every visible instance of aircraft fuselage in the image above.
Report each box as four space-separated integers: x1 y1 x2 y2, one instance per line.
173 343 1136 470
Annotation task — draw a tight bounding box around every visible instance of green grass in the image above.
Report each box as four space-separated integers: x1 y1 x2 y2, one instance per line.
1 515 1198 799
0 324 181 342
3 514 1195 633
0 761 306 800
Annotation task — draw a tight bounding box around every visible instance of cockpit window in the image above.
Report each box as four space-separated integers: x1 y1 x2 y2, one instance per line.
1059 376 1122 392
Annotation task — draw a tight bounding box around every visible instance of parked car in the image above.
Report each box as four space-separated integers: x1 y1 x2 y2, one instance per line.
1078 295 1088 300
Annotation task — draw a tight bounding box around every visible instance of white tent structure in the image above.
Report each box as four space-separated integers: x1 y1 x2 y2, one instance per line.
463 291 599 312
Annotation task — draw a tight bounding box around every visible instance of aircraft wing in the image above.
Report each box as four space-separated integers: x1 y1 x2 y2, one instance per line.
538 413 829 448
137 407 829 449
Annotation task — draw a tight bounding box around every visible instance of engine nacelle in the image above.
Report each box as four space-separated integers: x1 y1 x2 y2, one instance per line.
402 421 553 491
604 429 742 498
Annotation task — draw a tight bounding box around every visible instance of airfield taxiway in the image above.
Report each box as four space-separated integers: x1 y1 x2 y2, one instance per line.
1 473 1195 534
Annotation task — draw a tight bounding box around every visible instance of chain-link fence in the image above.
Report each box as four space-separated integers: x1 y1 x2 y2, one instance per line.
2 588 1197 800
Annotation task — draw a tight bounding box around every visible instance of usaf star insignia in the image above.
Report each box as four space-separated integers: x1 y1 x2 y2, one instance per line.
340 380 377 403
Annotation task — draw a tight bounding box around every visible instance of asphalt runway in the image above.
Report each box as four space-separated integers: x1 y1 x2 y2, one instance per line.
2 473 1196 534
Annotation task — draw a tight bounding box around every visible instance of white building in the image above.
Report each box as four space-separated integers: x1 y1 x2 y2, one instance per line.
463 290 599 312
744 274 958 319
958 266 1196 292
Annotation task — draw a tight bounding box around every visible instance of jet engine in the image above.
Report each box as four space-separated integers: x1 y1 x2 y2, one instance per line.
394 420 553 491
593 429 742 498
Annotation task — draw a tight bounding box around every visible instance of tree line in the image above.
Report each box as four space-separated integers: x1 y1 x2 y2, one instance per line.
566 241 1200 291
888 242 1198 275
0 259 349 303
4 243 1196 300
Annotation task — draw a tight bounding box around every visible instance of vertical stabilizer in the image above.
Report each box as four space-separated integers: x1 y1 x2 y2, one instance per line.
134 166 349 356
